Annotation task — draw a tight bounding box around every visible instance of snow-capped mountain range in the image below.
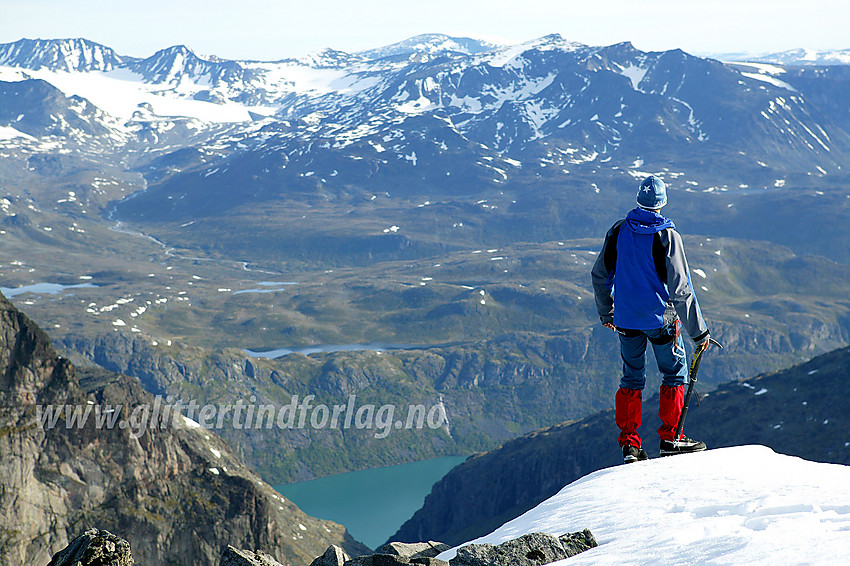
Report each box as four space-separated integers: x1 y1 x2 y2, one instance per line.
1 35 846 150
2 34 850 235
0 34 508 127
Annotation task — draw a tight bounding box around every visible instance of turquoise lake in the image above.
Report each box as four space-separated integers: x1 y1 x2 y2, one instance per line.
275 455 467 550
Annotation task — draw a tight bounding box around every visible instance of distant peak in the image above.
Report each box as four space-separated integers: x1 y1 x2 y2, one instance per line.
4 37 109 50
0 37 124 72
141 44 214 68
358 34 502 60
298 47 357 65
522 33 586 51
610 41 636 50
539 33 566 42
131 44 228 85
151 44 197 58
755 47 850 66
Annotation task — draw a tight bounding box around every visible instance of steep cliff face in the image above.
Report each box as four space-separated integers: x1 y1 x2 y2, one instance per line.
0 293 369 565
391 345 850 547
59 328 620 483
57 309 850 485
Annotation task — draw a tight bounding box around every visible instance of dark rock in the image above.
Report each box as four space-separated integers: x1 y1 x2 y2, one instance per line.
46 529 133 566
345 554 411 566
311 545 351 566
343 551 450 566
558 530 597 556
449 530 597 566
220 545 285 566
380 541 451 559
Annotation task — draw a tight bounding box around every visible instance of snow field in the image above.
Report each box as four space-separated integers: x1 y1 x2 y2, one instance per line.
439 446 850 565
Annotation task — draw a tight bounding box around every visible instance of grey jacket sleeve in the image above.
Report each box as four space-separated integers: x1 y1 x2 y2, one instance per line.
590 222 621 324
661 228 710 342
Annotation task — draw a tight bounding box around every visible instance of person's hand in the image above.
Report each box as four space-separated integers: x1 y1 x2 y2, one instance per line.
603 322 617 332
696 335 712 351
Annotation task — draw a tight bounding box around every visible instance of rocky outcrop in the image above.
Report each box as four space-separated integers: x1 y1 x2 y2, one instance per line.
0 293 369 565
314 532 595 566
344 555 448 566
46 529 134 566
220 545 286 566
309 541 452 566
310 545 351 566
379 541 450 559
449 531 597 566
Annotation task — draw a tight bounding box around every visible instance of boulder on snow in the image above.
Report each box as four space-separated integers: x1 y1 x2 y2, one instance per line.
344 554 449 566
311 544 351 566
449 530 597 566
47 529 133 566
344 555 411 566
557 530 597 556
379 541 451 559
220 545 285 566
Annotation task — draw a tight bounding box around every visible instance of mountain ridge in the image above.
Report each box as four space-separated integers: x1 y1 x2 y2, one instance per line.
5 33 850 205
0 37 125 72
0 290 369 564
755 47 850 66
357 33 503 60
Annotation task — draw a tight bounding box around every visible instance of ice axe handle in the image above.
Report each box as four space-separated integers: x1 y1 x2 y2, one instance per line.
674 337 722 441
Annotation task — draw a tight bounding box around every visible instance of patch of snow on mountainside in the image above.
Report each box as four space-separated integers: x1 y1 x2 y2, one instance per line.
617 63 648 91
246 61 358 95
740 72 798 92
0 125 37 141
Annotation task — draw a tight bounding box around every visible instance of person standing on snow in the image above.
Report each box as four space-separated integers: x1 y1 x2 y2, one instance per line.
591 175 712 464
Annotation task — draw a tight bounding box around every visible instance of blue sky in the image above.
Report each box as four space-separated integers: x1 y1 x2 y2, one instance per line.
2 0 848 60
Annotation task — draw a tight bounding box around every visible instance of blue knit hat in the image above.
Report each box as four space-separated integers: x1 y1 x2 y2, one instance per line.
637 175 667 209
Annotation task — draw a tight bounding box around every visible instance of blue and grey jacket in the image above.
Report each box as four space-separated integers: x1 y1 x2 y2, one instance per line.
591 207 710 342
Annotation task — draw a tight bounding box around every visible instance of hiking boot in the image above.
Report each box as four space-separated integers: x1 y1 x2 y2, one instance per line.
623 444 649 464
659 436 706 456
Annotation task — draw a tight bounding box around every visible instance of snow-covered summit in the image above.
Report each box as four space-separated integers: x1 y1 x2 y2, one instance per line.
293 48 368 69
709 48 850 66
0 38 125 72
756 48 850 66
439 446 850 565
358 33 501 60
471 33 587 69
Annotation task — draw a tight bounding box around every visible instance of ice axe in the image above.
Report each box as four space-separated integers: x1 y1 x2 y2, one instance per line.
674 337 722 443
